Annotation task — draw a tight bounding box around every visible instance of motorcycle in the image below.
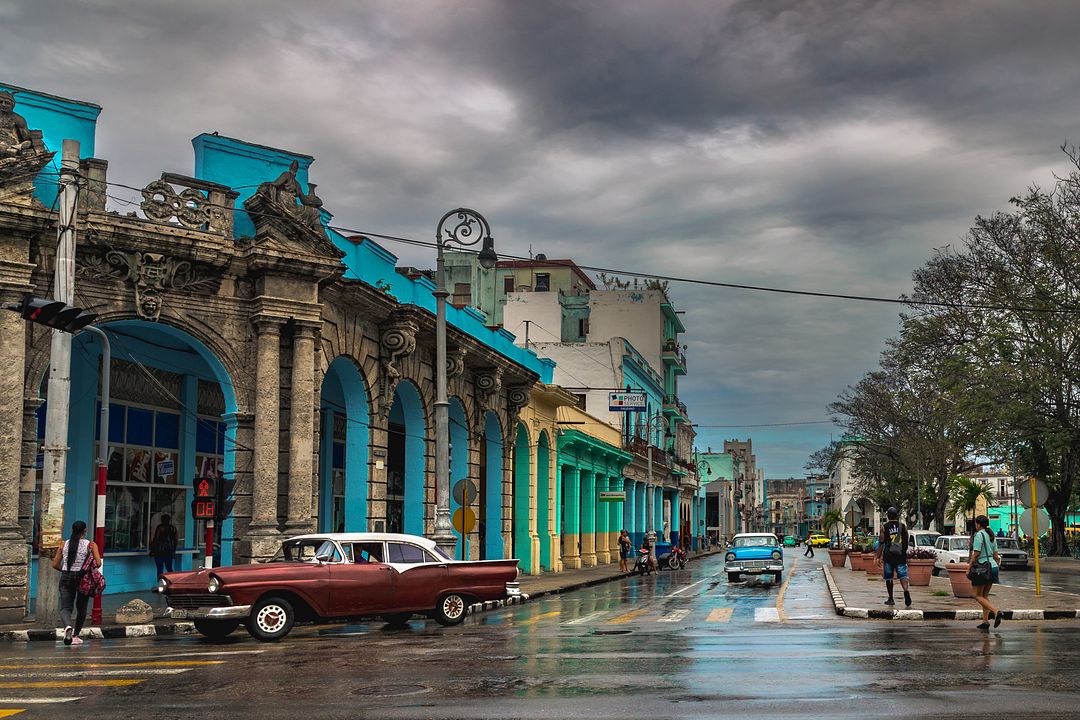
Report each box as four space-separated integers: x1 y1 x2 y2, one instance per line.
665 545 688 570
633 548 654 575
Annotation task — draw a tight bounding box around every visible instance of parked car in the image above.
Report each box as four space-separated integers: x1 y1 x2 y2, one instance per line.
932 535 971 575
159 533 521 642
908 530 940 550
782 535 798 547
724 533 784 583
995 537 1028 569
807 534 831 547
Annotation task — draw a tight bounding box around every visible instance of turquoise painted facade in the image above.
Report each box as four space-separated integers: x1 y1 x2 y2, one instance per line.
556 430 632 568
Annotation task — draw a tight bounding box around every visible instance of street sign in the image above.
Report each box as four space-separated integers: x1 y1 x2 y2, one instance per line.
452 507 476 535
1019 507 1051 537
598 491 625 503
453 478 478 506
608 392 647 412
1016 477 1049 508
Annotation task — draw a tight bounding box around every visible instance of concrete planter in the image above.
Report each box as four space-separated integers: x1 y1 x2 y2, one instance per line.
906 558 935 586
828 549 848 568
862 553 877 573
848 551 865 571
946 562 974 598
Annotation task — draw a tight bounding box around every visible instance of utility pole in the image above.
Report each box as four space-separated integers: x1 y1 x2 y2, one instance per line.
36 140 80 625
522 319 531 347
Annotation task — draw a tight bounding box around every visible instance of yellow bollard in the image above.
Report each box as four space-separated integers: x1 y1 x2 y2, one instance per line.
1031 478 1041 597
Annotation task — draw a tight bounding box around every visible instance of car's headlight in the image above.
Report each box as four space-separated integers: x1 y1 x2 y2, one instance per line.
725 552 736 562
207 576 222 593
156 577 169 594
772 550 782 560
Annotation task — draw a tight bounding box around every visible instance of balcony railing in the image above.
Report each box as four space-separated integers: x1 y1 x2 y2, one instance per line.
661 341 687 372
662 394 689 420
624 436 674 468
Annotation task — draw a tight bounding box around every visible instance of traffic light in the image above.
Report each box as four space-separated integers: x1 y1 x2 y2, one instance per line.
191 476 216 519
216 476 236 521
6 295 96 333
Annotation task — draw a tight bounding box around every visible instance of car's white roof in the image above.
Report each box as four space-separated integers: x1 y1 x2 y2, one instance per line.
732 533 779 538
284 532 439 548
938 535 970 540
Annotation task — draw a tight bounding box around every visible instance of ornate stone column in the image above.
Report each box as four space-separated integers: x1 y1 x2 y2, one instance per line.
249 316 283 558
285 322 318 534
0 265 34 623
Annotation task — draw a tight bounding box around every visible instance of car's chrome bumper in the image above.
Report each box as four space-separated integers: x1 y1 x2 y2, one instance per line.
505 581 522 598
165 605 252 620
725 564 783 574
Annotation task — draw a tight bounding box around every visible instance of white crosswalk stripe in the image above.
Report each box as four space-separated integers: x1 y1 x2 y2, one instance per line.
755 607 780 622
566 611 610 625
657 609 691 623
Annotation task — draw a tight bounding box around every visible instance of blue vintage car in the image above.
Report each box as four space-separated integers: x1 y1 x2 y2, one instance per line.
724 532 784 583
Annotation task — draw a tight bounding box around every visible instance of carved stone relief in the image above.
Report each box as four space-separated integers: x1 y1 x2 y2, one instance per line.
504 384 531 445
78 249 215 321
0 90 55 203
139 174 235 234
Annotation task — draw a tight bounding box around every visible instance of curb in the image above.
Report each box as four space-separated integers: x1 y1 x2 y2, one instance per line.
823 566 1080 621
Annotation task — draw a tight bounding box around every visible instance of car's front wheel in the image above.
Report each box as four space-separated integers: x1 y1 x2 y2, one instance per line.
773 572 783 584
432 593 469 627
246 596 295 642
193 619 239 642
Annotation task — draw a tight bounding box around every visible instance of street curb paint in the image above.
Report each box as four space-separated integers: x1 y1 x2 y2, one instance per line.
825 565 1080 622
1 621 198 643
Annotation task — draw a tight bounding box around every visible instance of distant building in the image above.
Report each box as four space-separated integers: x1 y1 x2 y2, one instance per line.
765 479 806 538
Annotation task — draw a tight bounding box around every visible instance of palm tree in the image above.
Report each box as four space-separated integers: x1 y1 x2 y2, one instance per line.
821 509 845 544
949 476 993 533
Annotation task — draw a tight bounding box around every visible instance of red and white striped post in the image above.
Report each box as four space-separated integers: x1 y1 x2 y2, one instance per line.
83 326 110 626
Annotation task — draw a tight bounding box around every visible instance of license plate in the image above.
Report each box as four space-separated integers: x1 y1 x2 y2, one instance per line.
168 609 188 619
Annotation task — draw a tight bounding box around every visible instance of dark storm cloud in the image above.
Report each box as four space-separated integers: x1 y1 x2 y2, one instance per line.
2 0 1078 474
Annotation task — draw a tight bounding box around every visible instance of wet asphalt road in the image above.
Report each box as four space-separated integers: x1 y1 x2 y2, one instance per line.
5 553 1080 720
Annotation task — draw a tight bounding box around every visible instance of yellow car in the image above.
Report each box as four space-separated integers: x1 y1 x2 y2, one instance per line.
808 534 831 547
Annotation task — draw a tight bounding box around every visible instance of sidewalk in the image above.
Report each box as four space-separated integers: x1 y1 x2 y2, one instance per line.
824 563 1080 621
1 547 722 642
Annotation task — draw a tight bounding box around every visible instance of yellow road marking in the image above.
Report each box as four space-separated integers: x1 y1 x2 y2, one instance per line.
0 680 142 689
518 610 560 626
776 557 799 623
0 661 224 670
0 710 24 717
605 608 650 624
706 608 733 623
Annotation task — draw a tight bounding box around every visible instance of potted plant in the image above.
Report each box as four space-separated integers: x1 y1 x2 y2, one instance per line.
822 510 848 567
945 562 974 598
848 540 866 571
861 541 877 571
905 547 936 586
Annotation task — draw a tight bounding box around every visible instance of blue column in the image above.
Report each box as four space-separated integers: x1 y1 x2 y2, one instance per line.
179 374 199 570
670 490 681 549
318 409 334 532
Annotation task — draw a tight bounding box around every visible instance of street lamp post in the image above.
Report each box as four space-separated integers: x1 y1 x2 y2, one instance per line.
432 209 498 555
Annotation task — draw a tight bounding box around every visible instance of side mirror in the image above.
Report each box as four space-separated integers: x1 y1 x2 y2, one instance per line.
314 554 331 564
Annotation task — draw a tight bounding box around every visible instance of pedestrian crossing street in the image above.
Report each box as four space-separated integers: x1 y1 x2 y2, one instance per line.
0 648 264 717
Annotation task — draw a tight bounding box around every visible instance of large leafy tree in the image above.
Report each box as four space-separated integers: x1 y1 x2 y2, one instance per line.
902 147 1080 555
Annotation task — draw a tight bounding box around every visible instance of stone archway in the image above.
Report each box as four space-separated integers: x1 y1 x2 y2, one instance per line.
387 380 426 536
511 422 531 571
318 356 371 533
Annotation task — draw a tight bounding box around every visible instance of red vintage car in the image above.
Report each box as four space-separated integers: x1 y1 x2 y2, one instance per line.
158 533 521 641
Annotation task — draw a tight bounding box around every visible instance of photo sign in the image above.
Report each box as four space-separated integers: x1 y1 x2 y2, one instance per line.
609 392 647 412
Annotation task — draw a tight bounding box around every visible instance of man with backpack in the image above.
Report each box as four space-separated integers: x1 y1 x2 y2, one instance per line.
875 506 911 607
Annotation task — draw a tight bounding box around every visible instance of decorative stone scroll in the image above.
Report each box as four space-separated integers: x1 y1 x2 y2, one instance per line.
139 173 237 235
378 314 418 417
504 384 532 445
472 367 503 434
446 345 467 379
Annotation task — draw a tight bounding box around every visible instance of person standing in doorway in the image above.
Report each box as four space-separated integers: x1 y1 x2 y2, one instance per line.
618 530 632 572
51 520 101 646
150 514 179 576
875 507 911 607
970 514 1004 630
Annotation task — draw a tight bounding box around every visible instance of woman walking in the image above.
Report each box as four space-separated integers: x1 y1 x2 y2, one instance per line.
150 513 179 575
969 514 1004 630
51 520 101 646
618 530 632 572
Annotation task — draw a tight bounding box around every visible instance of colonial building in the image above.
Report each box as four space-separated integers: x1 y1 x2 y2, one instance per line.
0 83 562 621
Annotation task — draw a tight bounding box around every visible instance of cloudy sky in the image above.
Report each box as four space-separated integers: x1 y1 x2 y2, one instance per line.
5 0 1080 476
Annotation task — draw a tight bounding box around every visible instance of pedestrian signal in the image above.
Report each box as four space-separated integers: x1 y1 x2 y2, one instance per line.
215 476 236 521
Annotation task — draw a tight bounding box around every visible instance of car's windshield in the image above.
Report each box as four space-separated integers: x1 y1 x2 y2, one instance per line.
997 538 1018 549
733 536 778 548
949 538 971 551
914 535 939 547
270 539 325 563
